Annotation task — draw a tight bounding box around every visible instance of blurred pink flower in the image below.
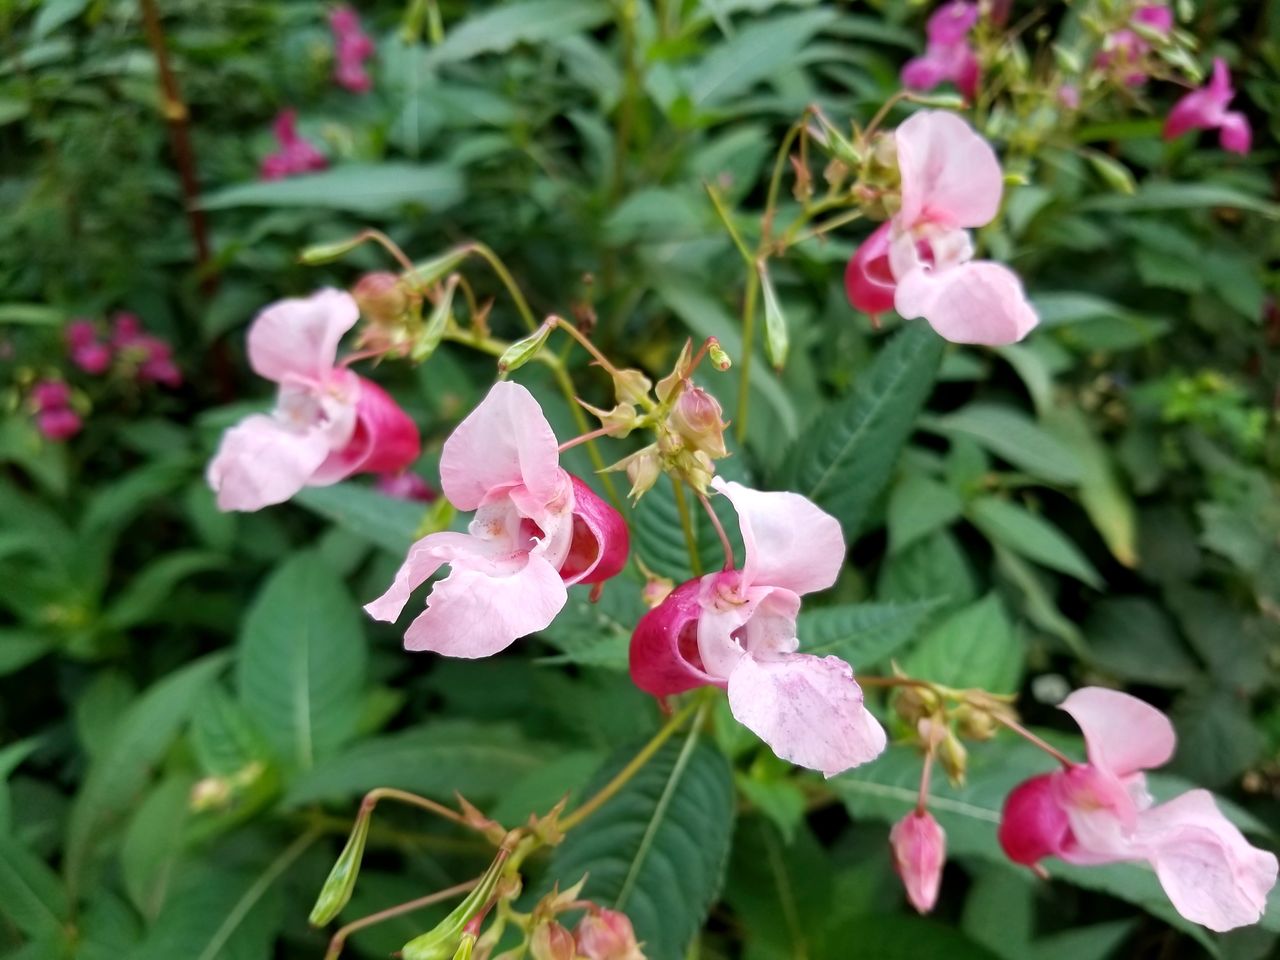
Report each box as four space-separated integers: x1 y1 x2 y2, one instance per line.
1058 83 1081 110
1097 4 1173 86
207 289 420 511
630 479 885 777
110 313 181 387
31 379 72 411
891 810 947 913
376 471 436 502
260 110 327 180
1163 58 1252 155
365 381 629 658
574 908 645 960
844 111 1038 344
37 407 82 442
998 687 1277 932
901 2 980 100
329 5 375 93
66 320 113 375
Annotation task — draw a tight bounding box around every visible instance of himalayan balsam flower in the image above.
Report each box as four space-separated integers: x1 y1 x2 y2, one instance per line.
329 5 375 93
113 313 181 387
1097 4 1174 86
207 289 420 512
890 810 947 914
376 471 436 503
31 380 80 441
575 908 646 960
998 687 1278 932
630 479 885 777
1162 58 1252 155
844 110 1038 345
66 319 111 375
365 381 629 658
901 2 980 100
260 110 327 180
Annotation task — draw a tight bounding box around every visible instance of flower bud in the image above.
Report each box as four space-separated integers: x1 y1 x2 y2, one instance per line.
353 271 411 326
581 401 640 438
609 446 661 502
938 730 969 785
889 810 946 914
612 368 653 407
309 809 372 926
667 385 728 459
892 684 940 730
955 704 997 741
757 263 789 370
529 922 576 960
642 574 675 609
498 319 554 374
575 908 645 960
707 341 731 371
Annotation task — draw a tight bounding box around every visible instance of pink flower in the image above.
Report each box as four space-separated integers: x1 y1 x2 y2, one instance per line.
207 289 420 512
1097 5 1173 86
66 320 113 375
31 379 72 412
901 2 980 100
1163 58 1252 155
376 471 436 502
844 111 1038 345
998 687 1278 932
1058 83 1081 110
110 312 143 347
364 381 629 658
36 407 82 441
260 110 327 181
629 479 885 777
890 810 947 913
329 5 375 93
574 908 645 960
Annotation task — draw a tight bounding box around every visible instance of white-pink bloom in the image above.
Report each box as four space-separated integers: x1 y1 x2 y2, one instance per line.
890 810 947 913
999 687 1277 932
844 111 1038 346
365 381 629 658
630 479 885 777
207 289 419 512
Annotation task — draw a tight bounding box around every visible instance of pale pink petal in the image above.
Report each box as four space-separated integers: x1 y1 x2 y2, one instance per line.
559 475 630 585
206 414 331 512
364 531 481 623
629 578 720 696
844 222 898 315
1140 790 1278 932
895 111 1003 229
726 653 886 776
439 381 562 511
312 376 420 484
1060 687 1176 777
247 289 358 384
894 259 1038 345
710 478 846 595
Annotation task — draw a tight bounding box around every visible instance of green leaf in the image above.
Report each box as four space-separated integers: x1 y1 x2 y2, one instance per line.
294 483 428 555
821 915 1003 960
1079 181 1280 219
798 599 940 668
543 734 735 960
1085 598 1198 688
0 629 52 676
121 776 194 920
1043 408 1137 568
0 837 69 940
235 553 367 769
902 594 1021 693
102 550 225 630
879 528 977 614
537 581 648 670
686 9 836 106
132 864 287 960
190 686 273 778
283 721 553 807
427 0 612 64
200 164 464 215
925 404 1083 485
792 324 945 538
32 0 89 39
65 652 228 893
888 473 964 555
969 497 1102 588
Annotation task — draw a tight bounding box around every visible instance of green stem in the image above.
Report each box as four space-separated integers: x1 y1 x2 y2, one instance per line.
550 363 623 510
671 476 703 577
734 272 759 444
761 117 807 247
464 242 537 332
323 880 478 960
704 182 754 264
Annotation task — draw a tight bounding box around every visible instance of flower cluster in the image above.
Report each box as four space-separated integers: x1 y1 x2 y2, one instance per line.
260 109 327 180
67 312 181 386
1096 3 1174 86
329 5 375 94
29 379 80 442
901 1 980 100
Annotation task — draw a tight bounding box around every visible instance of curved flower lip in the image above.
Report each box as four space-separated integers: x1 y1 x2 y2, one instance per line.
561 475 630 586
311 376 420 485
999 772 1074 865
844 222 897 316
1163 58 1252 155
629 578 721 697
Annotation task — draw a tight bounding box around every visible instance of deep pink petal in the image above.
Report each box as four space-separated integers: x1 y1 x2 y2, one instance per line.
1134 4 1173 33
560 475 630 585
206 413 332 512
312 376 420 483
36 408 82 441
894 259 1038 345
891 810 947 913
439 381 562 511
901 54 949 93
925 1 978 45
726 652 886 776
711 478 846 595
629 578 719 697
999 774 1075 866
247 288 358 384
896 110 1003 229
844 222 898 315
1059 687 1176 777
1219 112 1252 154
31 380 72 411
1138 789 1278 932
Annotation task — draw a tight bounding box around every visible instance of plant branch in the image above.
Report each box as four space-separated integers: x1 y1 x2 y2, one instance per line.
323 881 479 960
671 476 703 577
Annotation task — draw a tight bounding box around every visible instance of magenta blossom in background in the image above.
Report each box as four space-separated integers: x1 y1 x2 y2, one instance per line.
998 687 1277 932
66 319 112 375
207 289 420 512
891 810 947 913
901 1 980 100
109 313 182 386
630 479 885 777
30 379 81 442
329 5 375 93
1163 58 1252 155
844 111 1038 345
260 110 327 180
1097 4 1174 86
365 381 629 658
376 471 436 502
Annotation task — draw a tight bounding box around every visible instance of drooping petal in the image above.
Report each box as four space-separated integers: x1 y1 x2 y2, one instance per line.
1139 789 1278 932
844 222 898 315
925 1 978 45
559 474 630 585
893 259 1038 345
206 414 332 512
1219 112 1252 154
998 773 1075 866
364 531 479 624
711 478 846 595
439 381 563 511
247 289 358 384
895 110 1003 229
1059 687 1176 777
312 376 420 484
629 578 720 696
726 652 886 777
